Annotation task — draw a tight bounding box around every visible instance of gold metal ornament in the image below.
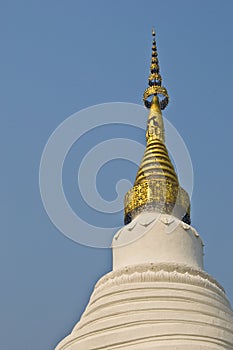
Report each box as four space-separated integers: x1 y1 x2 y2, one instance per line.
142 29 169 110
124 30 190 225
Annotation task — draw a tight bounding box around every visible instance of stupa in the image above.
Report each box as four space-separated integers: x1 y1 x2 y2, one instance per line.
55 30 233 350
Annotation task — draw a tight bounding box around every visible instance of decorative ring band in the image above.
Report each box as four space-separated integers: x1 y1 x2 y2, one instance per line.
143 85 169 110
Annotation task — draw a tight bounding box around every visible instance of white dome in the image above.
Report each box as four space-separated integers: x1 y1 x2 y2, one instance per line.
55 213 233 350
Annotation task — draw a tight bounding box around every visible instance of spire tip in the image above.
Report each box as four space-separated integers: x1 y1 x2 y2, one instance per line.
143 29 169 110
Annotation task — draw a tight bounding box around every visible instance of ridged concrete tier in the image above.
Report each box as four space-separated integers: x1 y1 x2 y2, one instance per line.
56 263 233 350
55 213 233 350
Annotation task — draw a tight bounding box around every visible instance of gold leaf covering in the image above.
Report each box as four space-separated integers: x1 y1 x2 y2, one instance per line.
124 30 190 225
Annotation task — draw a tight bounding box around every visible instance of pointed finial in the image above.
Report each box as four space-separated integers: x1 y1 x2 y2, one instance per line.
124 29 190 226
143 29 169 110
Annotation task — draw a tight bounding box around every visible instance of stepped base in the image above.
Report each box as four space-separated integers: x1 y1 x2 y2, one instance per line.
55 263 233 350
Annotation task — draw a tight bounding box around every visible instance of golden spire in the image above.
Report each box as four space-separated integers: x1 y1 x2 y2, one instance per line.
143 28 169 111
124 29 190 225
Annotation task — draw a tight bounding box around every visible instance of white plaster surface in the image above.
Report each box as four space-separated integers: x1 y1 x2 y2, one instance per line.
112 212 204 270
55 213 233 350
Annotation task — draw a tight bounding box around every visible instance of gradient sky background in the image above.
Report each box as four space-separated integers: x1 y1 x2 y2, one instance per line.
2 1 233 349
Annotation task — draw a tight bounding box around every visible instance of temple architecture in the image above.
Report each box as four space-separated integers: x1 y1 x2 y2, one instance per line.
55 30 233 349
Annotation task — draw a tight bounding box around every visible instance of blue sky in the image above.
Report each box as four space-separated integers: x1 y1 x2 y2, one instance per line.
1 1 233 349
